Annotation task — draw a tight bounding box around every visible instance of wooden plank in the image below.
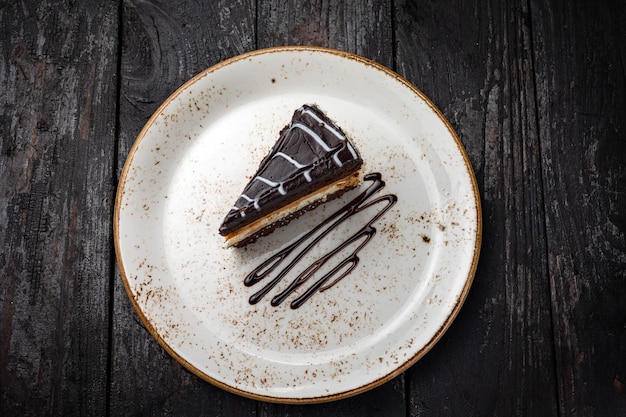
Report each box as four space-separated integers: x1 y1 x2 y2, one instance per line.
111 0 258 415
257 0 394 68
258 375 404 416
530 0 626 414
395 0 558 415
255 1 405 415
0 1 119 415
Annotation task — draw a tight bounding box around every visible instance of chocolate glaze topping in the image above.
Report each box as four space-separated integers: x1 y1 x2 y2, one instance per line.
244 172 397 309
219 105 363 240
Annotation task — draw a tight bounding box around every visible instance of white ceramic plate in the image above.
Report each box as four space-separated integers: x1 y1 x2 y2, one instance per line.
114 47 481 403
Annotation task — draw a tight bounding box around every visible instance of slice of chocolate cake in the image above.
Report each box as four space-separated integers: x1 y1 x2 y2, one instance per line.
219 104 363 247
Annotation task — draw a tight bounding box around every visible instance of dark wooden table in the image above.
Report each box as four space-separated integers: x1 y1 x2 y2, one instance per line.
2 0 625 415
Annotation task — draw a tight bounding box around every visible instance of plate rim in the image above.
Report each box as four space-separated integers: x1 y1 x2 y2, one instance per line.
114 45 483 404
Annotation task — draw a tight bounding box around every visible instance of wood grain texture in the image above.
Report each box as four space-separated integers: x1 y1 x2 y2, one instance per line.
0 0 119 415
395 0 558 415
257 0 394 68
259 375 404 417
111 0 258 415
531 0 626 414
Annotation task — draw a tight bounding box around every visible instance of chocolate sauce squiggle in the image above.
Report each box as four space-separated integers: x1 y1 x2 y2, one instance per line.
244 172 398 309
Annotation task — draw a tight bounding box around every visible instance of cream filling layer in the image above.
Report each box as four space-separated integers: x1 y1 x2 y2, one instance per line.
225 172 362 246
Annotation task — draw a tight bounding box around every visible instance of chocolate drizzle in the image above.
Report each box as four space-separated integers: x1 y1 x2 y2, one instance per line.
244 172 397 309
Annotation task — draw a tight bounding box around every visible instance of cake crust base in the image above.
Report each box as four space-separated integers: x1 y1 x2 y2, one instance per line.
224 172 361 247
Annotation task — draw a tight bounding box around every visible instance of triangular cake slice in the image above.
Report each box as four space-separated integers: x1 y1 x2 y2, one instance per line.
219 104 363 247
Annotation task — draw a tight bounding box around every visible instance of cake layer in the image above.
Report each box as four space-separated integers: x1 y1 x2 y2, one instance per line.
224 172 361 247
219 104 363 245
